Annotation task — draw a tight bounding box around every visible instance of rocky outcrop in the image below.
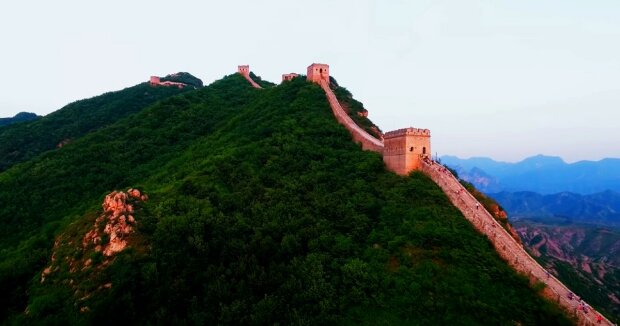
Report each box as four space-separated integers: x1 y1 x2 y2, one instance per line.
84 189 147 256
56 138 71 148
42 188 147 284
38 188 148 313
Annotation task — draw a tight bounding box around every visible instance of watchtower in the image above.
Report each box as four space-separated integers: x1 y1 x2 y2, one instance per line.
282 73 299 82
149 76 160 85
383 127 431 175
238 65 250 76
307 63 329 84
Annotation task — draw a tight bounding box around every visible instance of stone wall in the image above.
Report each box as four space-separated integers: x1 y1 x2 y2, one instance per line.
383 128 431 175
238 65 250 75
420 160 612 326
318 80 384 153
307 63 330 84
149 76 186 88
282 73 299 82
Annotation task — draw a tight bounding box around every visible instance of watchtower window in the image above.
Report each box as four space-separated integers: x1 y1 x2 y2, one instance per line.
409 147 414 152
422 147 427 154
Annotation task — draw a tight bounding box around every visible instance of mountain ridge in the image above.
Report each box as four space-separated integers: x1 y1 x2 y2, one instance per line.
490 190 620 227
442 154 620 194
0 112 40 127
0 72 575 324
0 74 200 172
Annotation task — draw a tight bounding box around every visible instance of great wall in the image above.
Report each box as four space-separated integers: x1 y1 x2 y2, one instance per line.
149 76 187 88
233 63 613 325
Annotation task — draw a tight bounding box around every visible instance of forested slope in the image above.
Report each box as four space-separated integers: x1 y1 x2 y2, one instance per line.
1 74 570 325
0 79 196 172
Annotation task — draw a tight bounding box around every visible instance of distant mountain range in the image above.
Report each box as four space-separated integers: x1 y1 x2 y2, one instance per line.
442 154 620 195
442 155 620 227
491 191 620 227
0 112 40 127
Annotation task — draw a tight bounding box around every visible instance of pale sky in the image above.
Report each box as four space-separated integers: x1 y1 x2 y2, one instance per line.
1 0 619 163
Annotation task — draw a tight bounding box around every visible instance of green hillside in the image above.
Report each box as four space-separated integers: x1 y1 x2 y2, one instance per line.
0 79 196 172
1 74 570 324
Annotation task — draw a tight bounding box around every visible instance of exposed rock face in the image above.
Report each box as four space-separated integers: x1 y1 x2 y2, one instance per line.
516 222 620 317
42 188 147 284
56 138 71 148
86 189 146 256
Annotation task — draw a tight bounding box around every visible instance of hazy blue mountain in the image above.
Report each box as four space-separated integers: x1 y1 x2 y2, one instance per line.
489 190 620 227
442 154 620 194
0 112 40 127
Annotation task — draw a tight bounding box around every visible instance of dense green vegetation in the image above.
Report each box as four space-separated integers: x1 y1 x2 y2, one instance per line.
160 72 204 88
249 71 276 88
0 80 194 172
1 74 571 324
332 83 383 139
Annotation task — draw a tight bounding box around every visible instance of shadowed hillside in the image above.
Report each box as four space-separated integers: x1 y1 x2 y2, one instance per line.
0 77 198 172
0 112 40 127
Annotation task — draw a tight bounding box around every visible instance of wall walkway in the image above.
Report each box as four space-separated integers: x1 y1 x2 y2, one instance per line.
419 160 612 326
319 80 384 153
242 73 262 89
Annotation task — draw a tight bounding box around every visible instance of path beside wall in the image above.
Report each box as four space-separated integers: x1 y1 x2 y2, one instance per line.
420 161 612 326
319 80 384 153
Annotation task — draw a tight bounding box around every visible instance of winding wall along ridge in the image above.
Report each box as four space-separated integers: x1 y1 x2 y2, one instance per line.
319 80 384 153
239 64 611 324
420 160 613 326
242 74 262 89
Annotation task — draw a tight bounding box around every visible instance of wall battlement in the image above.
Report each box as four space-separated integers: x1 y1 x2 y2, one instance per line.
238 65 250 76
384 127 431 138
383 126 431 175
237 65 261 89
149 76 186 89
307 63 330 84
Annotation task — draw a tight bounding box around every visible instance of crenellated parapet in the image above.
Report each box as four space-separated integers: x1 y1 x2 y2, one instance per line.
383 126 431 175
307 63 330 84
238 65 250 76
384 127 431 138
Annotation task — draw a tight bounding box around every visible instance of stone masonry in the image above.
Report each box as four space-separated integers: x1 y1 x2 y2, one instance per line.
420 160 612 326
383 128 431 175
238 65 262 89
236 63 611 323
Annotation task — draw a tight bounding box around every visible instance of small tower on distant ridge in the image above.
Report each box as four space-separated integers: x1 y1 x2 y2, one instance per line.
238 65 250 76
282 73 299 82
149 76 160 85
383 128 431 175
307 63 329 84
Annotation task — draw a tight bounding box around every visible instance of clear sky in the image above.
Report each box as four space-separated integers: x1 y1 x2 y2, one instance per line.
1 0 618 162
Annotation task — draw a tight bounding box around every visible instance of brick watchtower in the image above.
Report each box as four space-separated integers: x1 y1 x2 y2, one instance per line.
238 65 250 76
282 73 299 82
383 128 431 175
307 63 329 84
